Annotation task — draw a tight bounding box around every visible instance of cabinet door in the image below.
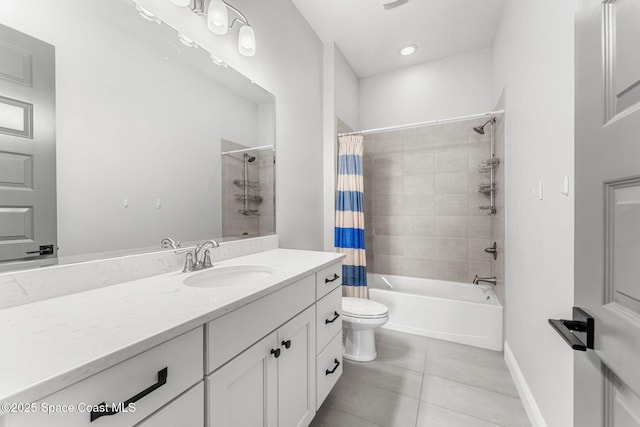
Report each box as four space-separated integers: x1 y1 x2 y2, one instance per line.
277 307 316 427
207 332 278 427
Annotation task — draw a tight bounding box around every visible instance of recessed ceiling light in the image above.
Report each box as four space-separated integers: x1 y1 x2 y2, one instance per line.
399 45 417 56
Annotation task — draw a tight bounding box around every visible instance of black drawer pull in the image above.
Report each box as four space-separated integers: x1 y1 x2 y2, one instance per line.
282 340 292 349
325 311 340 324
325 273 340 283
271 348 281 358
90 367 168 422
325 359 341 375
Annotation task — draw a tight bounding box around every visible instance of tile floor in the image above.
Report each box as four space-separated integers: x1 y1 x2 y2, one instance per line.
310 329 531 427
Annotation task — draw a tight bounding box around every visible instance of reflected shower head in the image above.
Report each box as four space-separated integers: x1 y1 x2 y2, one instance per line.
244 153 256 162
473 118 495 135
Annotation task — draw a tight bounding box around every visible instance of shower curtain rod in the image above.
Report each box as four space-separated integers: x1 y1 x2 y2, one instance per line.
221 144 274 155
337 109 505 137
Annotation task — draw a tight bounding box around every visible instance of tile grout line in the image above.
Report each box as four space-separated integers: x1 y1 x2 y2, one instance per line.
422 371 522 400
425 401 507 427
323 403 385 427
415 338 430 427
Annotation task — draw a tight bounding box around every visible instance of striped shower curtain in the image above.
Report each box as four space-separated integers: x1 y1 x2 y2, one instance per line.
335 135 367 299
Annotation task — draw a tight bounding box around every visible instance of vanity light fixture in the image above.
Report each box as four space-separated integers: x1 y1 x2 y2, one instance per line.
398 44 417 56
169 0 191 6
178 33 199 48
168 0 256 57
135 5 161 24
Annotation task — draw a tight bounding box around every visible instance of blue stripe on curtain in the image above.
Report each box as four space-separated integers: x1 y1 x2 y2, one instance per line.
337 155 363 176
342 265 367 287
336 191 363 212
335 135 367 292
334 227 365 249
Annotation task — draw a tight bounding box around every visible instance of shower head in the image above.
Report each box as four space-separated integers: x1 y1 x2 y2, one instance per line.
244 153 256 162
473 118 495 135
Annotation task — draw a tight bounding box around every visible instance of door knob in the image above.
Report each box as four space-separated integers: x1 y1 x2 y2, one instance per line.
548 307 594 351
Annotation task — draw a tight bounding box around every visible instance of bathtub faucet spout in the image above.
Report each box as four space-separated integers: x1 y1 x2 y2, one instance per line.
473 275 497 286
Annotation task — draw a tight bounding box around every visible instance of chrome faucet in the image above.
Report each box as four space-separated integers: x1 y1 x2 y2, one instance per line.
473 275 497 286
183 240 220 273
160 237 181 249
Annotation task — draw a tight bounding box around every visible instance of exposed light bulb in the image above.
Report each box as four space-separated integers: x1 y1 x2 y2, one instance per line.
238 25 256 57
169 0 191 6
398 45 417 56
136 5 161 24
207 0 228 35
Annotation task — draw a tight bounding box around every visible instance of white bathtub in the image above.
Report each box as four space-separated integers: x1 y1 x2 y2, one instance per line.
367 273 503 351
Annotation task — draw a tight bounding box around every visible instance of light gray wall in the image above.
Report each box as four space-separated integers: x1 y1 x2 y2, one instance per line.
0 0 260 257
359 48 493 129
322 42 361 251
334 46 360 131
492 1 575 426
131 0 324 251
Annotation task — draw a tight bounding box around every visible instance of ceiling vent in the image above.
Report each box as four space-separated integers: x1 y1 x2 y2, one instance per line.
381 0 408 10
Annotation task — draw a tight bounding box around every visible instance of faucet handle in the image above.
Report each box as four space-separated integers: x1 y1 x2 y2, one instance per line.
203 249 213 269
182 252 195 273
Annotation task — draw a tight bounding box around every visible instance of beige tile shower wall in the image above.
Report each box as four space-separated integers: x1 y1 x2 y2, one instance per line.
490 114 505 303
258 148 275 235
363 119 495 283
221 140 260 238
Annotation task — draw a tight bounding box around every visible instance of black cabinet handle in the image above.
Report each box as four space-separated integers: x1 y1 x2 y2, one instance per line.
271 348 281 358
26 245 54 256
325 273 340 283
325 359 340 375
281 340 291 349
90 367 168 422
325 311 340 324
548 307 594 352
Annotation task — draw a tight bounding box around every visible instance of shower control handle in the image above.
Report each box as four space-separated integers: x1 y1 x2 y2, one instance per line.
281 340 291 349
270 348 281 358
325 311 340 324
325 273 340 283
484 242 497 260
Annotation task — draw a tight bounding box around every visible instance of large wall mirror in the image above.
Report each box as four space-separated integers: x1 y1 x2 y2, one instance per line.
0 0 276 272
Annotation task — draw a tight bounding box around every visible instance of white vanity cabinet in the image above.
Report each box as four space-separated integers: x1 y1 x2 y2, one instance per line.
3 327 204 427
0 255 344 427
313 265 343 410
207 306 316 427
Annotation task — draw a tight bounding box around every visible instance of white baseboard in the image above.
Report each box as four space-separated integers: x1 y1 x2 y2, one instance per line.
504 342 548 427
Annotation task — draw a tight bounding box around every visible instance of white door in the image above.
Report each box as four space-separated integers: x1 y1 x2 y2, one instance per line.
277 307 316 427
207 332 278 427
572 1 640 425
0 23 56 263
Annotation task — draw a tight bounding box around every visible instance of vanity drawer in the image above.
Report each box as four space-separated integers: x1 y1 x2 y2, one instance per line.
315 263 342 299
316 331 342 410
136 381 204 427
5 327 203 427
207 274 315 373
316 286 342 354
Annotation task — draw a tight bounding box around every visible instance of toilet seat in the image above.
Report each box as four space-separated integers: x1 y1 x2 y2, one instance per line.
342 297 389 319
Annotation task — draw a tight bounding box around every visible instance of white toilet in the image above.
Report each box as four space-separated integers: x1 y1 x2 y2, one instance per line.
342 297 389 362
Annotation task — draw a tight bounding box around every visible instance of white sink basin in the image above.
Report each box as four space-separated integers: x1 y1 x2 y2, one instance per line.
184 265 274 288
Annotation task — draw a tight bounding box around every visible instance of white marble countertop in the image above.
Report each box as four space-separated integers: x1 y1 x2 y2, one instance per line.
0 248 344 411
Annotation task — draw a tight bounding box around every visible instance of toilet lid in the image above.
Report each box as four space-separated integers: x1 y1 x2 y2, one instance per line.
342 297 389 318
